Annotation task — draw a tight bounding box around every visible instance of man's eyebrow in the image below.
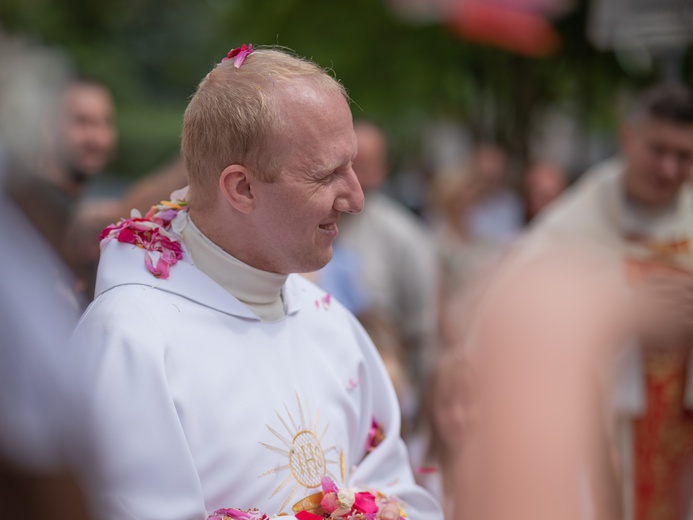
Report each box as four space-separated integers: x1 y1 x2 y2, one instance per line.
313 160 347 177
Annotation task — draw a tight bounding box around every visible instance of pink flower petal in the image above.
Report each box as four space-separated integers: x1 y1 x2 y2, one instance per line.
117 227 137 245
233 48 252 68
155 256 171 279
160 249 179 264
366 418 384 453
320 492 339 514
154 208 178 221
333 506 353 518
99 224 117 241
321 476 339 494
128 219 158 232
207 508 264 520
144 252 157 276
354 492 379 514
223 43 254 68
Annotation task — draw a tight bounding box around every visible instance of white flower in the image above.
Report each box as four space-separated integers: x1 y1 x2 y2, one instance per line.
337 489 355 509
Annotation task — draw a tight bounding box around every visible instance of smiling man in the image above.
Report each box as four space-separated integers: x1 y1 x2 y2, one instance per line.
48 78 117 196
619 88 693 214
68 47 441 520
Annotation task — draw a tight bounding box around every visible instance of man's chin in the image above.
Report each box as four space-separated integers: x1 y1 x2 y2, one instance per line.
70 163 107 184
301 250 333 275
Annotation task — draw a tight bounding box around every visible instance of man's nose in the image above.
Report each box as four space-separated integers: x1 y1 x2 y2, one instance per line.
334 168 364 215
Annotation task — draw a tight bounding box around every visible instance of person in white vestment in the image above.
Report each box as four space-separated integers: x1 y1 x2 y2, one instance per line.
519 83 693 520
68 46 442 520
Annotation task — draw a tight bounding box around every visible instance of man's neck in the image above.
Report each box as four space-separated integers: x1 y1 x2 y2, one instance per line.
40 154 85 199
620 185 683 241
177 211 288 321
623 190 677 219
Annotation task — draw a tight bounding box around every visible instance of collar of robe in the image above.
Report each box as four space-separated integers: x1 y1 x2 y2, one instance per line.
94 211 302 322
176 213 288 322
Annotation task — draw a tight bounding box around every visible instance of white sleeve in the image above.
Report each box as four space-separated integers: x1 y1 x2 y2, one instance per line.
348 318 442 520
69 290 206 520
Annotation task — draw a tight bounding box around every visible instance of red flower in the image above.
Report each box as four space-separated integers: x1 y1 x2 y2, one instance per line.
116 227 137 245
366 418 384 454
221 44 254 68
354 492 378 515
295 512 323 520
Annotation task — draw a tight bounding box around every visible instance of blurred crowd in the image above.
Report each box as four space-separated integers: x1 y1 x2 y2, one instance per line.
2 30 693 520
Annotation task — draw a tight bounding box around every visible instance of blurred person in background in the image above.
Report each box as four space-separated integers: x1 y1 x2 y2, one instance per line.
427 168 504 349
522 160 567 224
333 120 440 423
6 73 118 300
54 77 118 297
0 32 91 520
522 82 693 520
42 77 117 200
464 141 524 245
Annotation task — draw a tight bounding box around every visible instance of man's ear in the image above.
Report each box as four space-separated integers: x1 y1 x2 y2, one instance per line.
219 164 254 214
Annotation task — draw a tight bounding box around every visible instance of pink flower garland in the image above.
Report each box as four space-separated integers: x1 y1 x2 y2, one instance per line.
208 508 268 520
207 476 405 520
99 200 186 280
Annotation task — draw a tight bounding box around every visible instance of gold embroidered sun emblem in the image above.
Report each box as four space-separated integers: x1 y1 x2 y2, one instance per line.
259 394 343 513
290 430 325 487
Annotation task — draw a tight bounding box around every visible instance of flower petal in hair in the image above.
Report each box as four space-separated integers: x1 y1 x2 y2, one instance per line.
222 44 254 68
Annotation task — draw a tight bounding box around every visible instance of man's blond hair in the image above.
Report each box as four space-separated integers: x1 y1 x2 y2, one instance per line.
181 47 347 206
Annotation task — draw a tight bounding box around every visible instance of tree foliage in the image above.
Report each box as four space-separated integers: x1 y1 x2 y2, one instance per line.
1 0 688 178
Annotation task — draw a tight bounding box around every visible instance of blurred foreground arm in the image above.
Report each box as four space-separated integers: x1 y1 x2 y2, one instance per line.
458 248 626 520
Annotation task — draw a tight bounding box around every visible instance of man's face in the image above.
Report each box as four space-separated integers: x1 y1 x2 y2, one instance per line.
56 83 117 178
623 117 693 209
249 81 364 274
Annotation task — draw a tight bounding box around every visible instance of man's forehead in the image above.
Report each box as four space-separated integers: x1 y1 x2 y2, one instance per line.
62 84 113 111
272 78 338 114
647 119 693 145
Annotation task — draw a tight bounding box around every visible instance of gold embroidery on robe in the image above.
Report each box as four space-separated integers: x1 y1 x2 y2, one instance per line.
258 394 342 514
625 255 693 520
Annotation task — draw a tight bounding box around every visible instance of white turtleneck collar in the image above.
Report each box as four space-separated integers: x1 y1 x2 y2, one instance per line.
174 212 288 321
